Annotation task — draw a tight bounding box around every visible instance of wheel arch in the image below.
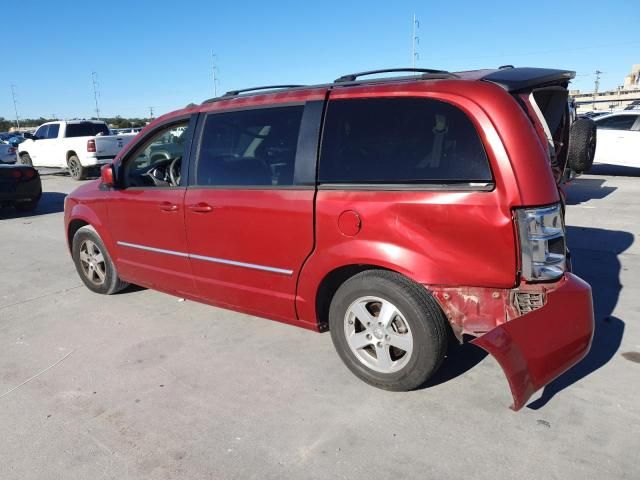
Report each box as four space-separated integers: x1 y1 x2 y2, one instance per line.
66 150 78 163
314 264 397 331
65 204 115 257
67 219 90 252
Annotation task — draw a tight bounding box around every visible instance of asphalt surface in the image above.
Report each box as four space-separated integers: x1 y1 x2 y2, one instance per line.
1 169 639 479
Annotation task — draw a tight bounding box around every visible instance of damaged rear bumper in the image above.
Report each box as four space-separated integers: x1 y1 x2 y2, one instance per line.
472 273 594 410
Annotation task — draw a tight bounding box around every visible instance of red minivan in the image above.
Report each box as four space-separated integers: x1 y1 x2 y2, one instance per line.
64 67 596 410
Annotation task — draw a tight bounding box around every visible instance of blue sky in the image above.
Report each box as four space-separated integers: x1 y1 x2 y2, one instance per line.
2 0 639 120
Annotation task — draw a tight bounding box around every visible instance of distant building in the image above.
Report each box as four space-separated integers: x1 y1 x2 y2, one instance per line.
570 64 640 113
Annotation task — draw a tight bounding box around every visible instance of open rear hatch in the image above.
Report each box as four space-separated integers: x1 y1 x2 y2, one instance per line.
482 67 576 184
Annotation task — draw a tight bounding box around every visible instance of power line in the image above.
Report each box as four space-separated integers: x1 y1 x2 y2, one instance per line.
91 71 101 120
10 84 20 130
412 14 420 68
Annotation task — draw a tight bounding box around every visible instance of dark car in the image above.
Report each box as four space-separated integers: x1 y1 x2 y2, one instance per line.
0 164 42 212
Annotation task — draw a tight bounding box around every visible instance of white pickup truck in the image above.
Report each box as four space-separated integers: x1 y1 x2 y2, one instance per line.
18 120 136 180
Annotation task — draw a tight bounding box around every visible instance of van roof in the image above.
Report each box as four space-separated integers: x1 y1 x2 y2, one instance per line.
201 67 576 104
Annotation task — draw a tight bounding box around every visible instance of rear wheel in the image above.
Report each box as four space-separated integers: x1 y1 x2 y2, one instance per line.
72 226 128 294
68 155 87 180
20 153 32 166
329 270 449 391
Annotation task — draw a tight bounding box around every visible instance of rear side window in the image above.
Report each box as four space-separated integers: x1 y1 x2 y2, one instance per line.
596 115 638 131
65 122 110 137
196 106 304 187
319 98 492 184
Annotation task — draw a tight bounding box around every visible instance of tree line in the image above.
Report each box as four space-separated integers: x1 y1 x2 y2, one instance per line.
0 116 151 132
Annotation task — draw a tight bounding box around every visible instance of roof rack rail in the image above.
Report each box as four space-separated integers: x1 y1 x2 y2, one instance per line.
224 85 306 97
334 68 457 83
202 85 306 104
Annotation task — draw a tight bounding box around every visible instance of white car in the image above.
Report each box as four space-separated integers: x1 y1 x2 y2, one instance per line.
18 120 135 180
592 111 640 169
0 141 17 164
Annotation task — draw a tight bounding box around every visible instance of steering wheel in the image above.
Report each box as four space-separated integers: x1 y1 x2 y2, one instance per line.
169 156 182 186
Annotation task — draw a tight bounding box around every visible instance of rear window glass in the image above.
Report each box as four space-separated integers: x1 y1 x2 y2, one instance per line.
319 98 492 184
65 122 110 138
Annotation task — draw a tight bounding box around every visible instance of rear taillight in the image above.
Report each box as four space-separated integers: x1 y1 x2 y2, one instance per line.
22 168 36 180
87 139 96 152
10 168 36 180
516 203 566 282
8 147 16 154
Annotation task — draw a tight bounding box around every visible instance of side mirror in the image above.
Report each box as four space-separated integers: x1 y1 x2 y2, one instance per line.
101 164 115 187
23 132 36 140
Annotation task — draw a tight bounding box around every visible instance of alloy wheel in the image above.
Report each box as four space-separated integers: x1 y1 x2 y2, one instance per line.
79 239 107 286
343 296 413 373
69 159 80 178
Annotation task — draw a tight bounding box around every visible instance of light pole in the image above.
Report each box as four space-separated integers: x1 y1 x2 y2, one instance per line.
91 71 101 120
11 84 20 130
412 14 420 68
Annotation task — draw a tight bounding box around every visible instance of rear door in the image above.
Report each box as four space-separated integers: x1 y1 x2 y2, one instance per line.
183 101 322 322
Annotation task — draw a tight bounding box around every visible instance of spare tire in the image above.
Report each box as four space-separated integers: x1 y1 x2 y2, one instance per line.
566 118 597 173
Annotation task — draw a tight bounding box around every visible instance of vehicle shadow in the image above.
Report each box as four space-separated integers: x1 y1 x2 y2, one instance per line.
588 164 640 177
527 225 632 409
0 191 67 219
565 177 617 205
423 334 487 388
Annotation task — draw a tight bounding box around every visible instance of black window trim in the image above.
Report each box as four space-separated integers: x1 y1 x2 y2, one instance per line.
115 113 198 190
316 96 495 190
189 101 319 189
316 182 495 192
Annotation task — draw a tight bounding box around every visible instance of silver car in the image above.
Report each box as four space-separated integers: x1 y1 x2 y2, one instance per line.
0 141 18 164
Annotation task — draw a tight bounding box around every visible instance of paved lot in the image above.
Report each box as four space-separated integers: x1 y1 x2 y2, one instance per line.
1 170 639 479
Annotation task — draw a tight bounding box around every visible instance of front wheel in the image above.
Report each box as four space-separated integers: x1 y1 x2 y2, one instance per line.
329 270 449 391
68 155 87 180
72 226 129 294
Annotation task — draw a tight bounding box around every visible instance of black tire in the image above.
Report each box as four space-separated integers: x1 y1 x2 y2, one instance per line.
566 118 597 173
329 270 449 391
20 153 32 166
72 226 128 295
68 155 87 180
